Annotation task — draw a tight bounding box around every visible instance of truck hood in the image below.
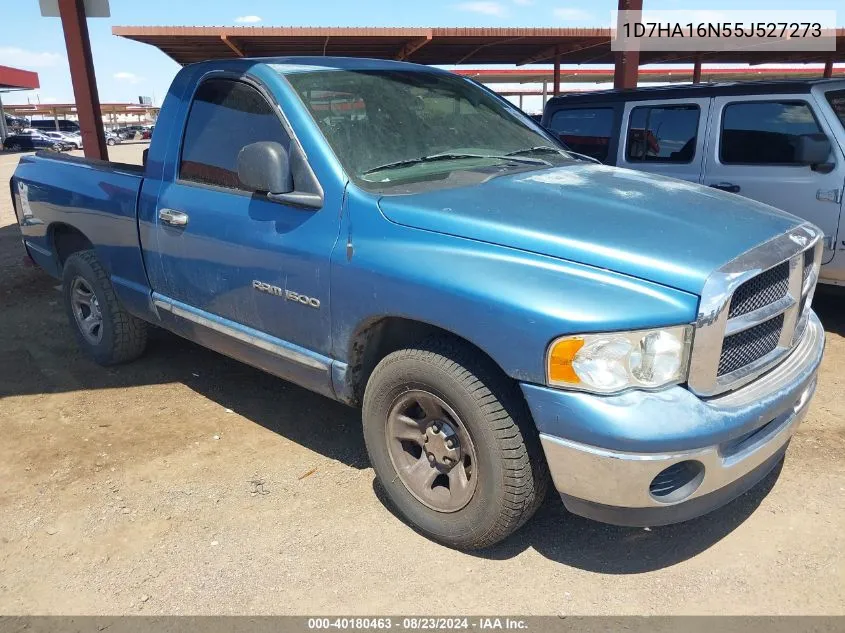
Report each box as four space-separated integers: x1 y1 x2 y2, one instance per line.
377 164 802 295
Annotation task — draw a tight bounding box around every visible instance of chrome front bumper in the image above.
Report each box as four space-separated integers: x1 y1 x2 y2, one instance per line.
529 311 824 526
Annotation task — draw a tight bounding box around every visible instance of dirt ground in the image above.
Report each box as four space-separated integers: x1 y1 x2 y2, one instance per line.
0 144 843 615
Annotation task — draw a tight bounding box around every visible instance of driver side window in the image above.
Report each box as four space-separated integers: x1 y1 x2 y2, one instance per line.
180 78 291 191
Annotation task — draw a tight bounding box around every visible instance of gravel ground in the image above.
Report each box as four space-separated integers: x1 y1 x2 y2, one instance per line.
0 144 843 615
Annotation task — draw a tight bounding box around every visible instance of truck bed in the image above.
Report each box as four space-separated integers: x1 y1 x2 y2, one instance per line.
11 151 151 315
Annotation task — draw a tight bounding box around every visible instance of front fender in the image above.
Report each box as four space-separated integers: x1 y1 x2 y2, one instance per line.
331 188 699 386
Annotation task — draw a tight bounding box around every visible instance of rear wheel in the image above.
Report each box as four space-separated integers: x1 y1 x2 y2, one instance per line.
62 250 148 365
362 336 548 550
9 143 21 151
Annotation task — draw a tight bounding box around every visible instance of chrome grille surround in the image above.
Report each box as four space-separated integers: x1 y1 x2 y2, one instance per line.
688 224 822 397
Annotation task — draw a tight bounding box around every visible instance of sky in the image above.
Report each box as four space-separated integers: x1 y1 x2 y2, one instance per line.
1 0 843 112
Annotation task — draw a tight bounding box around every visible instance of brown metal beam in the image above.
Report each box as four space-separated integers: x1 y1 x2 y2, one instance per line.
614 0 642 90
553 47 561 96
396 35 432 61
57 0 107 160
824 60 834 78
614 51 639 89
692 59 702 84
221 35 245 57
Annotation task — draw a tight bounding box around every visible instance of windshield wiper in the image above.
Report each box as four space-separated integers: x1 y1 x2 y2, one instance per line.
506 145 568 157
362 152 549 176
508 145 601 164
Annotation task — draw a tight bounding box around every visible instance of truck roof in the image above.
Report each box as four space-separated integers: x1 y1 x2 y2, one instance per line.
185 56 447 75
546 78 845 107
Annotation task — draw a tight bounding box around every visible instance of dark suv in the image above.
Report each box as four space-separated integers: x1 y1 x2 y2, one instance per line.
3 133 65 152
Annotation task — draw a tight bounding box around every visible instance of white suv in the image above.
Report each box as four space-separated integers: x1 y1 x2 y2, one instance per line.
543 80 845 287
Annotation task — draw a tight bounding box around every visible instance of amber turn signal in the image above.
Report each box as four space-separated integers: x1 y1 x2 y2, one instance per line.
548 337 584 384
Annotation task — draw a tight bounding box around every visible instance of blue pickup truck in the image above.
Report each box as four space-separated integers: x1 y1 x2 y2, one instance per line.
10 57 825 549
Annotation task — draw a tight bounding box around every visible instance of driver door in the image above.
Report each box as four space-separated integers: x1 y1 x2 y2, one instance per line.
150 77 340 383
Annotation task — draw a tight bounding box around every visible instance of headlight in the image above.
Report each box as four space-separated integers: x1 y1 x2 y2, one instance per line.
546 325 693 394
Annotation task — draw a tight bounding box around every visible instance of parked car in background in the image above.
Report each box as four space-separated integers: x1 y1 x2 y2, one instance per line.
29 119 81 134
3 132 66 152
112 125 150 140
10 57 824 549
542 79 845 287
43 131 83 150
105 132 122 146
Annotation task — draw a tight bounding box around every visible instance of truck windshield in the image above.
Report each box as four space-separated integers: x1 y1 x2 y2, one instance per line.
283 69 574 191
827 90 845 132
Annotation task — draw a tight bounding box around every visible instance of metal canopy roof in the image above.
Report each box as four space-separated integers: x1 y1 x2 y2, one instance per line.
0 65 40 91
3 102 158 116
455 66 844 84
455 66 845 85
112 26 845 67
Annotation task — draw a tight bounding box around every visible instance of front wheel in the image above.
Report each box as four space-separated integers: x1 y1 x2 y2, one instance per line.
107 138 116 146
362 337 548 550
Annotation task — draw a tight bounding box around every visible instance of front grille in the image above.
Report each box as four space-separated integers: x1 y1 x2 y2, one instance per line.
688 228 819 396
727 262 789 319
718 313 784 376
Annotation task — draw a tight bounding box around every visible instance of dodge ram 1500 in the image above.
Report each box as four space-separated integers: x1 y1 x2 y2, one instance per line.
10 57 824 549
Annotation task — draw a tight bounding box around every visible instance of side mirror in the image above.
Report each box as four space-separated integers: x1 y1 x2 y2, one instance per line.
237 141 293 194
794 134 832 171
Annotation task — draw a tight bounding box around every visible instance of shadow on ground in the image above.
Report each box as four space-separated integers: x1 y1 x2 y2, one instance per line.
813 286 845 337
1 223 367 471
374 458 781 573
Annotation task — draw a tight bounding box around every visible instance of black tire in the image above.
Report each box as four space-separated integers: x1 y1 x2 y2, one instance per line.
107 138 116 146
362 336 549 550
62 250 148 365
9 143 21 151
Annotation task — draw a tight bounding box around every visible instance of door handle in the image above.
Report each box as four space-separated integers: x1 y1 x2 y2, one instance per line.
159 208 189 227
709 182 741 194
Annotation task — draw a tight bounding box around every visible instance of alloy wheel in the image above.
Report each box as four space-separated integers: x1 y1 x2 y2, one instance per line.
70 277 104 344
